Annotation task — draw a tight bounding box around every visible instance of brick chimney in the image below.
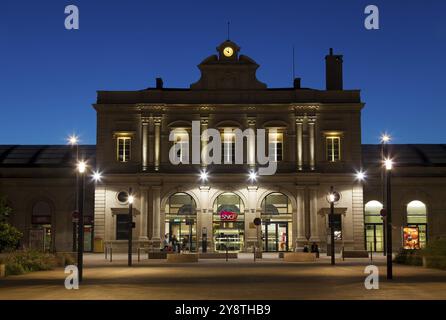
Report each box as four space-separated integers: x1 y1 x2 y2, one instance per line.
325 48 343 90
156 77 163 89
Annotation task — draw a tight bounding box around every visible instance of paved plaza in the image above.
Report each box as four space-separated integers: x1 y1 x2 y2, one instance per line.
1 253 446 300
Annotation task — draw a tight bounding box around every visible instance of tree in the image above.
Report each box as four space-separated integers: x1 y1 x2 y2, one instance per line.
0 196 22 252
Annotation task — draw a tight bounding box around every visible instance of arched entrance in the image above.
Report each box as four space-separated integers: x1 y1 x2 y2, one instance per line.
261 193 292 252
164 193 197 252
213 192 245 252
364 200 384 252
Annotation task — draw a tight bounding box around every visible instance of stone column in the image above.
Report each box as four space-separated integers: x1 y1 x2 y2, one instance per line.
151 186 161 243
308 116 316 171
247 186 258 250
247 118 256 169
139 187 148 240
154 117 162 171
199 186 211 251
296 186 306 248
296 117 304 171
200 117 208 168
309 187 320 242
141 117 149 171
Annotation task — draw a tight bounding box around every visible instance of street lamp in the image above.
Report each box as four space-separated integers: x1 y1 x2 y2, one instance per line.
327 186 340 265
199 170 208 183
380 133 391 257
384 156 393 280
248 170 257 183
68 135 80 252
76 160 86 282
127 188 134 267
355 170 366 182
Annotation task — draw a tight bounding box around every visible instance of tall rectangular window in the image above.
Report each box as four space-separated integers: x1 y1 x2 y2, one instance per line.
268 131 283 162
117 137 131 162
116 215 129 240
172 130 189 163
326 136 341 162
221 131 235 164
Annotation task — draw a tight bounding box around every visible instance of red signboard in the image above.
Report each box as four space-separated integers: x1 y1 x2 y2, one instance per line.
220 210 238 221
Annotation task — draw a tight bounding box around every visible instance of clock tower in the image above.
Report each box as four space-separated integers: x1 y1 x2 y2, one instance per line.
217 40 240 61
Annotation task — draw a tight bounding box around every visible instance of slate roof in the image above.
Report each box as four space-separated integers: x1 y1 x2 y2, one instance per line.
0 145 96 167
362 144 446 167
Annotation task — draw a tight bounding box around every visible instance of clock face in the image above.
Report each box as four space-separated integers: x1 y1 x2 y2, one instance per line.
223 47 234 57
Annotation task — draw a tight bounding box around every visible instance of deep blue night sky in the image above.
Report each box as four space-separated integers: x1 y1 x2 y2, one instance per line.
1 0 445 145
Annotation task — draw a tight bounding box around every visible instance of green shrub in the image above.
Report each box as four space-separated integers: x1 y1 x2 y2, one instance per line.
5 262 26 275
0 222 23 252
394 249 422 266
3 250 58 276
422 239 446 270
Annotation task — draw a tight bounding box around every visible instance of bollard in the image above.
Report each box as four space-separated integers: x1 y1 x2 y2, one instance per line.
225 246 228 262
138 247 140 262
105 246 108 260
254 245 256 262
110 247 113 262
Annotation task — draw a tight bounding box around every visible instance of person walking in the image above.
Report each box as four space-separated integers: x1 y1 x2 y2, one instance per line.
311 242 320 258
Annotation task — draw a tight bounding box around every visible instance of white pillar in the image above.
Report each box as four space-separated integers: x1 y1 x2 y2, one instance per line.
151 186 161 241
296 117 304 171
199 186 211 250
296 186 306 247
309 187 320 242
141 117 149 171
154 117 161 171
139 187 148 240
247 186 258 250
308 116 316 171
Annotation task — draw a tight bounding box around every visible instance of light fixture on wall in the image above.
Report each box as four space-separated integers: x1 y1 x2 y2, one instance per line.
200 170 208 182
248 170 257 182
355 170 366 181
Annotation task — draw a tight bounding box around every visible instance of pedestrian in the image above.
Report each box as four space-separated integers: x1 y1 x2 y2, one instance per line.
303 244 309 252
311 242 320 258
172 235 179 253
163 233 169 252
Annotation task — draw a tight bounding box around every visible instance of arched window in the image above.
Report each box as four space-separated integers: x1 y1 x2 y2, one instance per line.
213 193 245 252
261 193 291 216
165 193 196 216
364 201 384 252
32 201 52 225
406 200 427 248
164 193 197 252
364 201 383 223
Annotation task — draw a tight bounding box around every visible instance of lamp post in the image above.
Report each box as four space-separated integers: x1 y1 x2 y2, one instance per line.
127 188 134 267
327 186 340 265
380 133 390 256
68 135 79 252
76 160 86 282
384 156 393 280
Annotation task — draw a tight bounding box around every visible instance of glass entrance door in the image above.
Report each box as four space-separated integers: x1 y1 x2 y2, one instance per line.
365 224 384 252
169 219 197 252
262 222 289 252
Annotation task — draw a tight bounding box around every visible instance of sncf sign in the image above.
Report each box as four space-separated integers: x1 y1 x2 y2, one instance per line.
220 211 238 221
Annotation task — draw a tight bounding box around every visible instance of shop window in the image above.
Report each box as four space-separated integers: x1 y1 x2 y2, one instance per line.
117 136 131 162
406 200 427 249
213 193 245 252
326 136 341 162
261 193 291 216
261 193 292 252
